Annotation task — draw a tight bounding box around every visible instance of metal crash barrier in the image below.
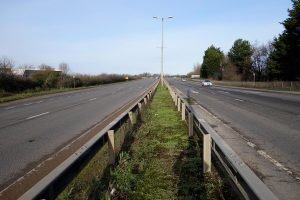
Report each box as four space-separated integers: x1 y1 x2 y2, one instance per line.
164 80 278 200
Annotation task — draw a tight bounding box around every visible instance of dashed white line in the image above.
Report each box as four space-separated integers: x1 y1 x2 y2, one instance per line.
235 98 244 102
36 101 43 104
23 103 32 106
5 106 16 110
247 141 256 148
191 90 199 94
26 112 50 120
89 98 97 101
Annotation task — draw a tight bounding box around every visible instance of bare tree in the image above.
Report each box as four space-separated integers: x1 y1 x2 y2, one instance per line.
0 56 14 69
252 42 272 81
0 56 14 74
39 64 53 70
59 62 70 74
193 63 201 75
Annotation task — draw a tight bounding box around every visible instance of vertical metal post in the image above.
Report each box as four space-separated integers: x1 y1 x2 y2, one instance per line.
203 133 211 173
108 130 115 165
138 102 142 112
144 97 147 104
177 97 181 111
181 103 186 120
128 111 136 125
161 17 164 87
188 112 193 137
175 95 178 106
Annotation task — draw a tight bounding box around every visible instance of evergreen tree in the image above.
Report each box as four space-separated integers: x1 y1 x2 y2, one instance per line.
228 39 253 80
201 45 224 79
268 0 300 80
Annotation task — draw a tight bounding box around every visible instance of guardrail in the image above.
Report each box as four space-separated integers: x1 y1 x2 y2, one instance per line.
17 81 159 200
164 80 278 200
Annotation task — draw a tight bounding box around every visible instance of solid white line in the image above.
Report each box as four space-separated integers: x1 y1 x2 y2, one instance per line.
5 106 16 110
26 112 49 120
257 150 293 175
235 98 244 102
89 98 97 101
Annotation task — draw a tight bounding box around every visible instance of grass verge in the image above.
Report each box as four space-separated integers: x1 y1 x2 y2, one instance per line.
58 85 233 199
105 86 225 199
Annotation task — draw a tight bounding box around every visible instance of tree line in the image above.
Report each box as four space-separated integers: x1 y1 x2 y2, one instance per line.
199 0 300 81
0 59 137 96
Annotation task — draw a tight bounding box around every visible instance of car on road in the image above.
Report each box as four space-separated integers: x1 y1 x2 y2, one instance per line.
202 80 213 86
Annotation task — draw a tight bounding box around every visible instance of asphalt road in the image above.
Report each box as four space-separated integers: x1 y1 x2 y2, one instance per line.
167 78 300 194
0 79 156 189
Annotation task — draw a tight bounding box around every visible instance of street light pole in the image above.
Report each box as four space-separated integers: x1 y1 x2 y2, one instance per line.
153 16 173 87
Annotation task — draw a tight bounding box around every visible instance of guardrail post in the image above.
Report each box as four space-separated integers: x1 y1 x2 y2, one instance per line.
138 102 142 112
144 97 147 104
128 111 136 124
181 103 186 120
188 112 193 137
203 133 211 173
177 98 181 112
108 130 115 165
175 94 178 106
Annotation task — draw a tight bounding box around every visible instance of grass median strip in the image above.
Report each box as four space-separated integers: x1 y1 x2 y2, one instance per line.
104 86 223 199
58 85 228 200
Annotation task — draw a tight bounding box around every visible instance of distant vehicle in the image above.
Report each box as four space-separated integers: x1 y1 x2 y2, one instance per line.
202 80 213 86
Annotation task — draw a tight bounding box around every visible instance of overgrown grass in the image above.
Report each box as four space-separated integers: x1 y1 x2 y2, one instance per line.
107 86 224 200
58 86 230 200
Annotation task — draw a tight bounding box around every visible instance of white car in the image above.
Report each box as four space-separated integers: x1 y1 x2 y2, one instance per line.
202 80 213 86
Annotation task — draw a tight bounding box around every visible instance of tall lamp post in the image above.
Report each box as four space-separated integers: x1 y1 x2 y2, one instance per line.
153 16 173 86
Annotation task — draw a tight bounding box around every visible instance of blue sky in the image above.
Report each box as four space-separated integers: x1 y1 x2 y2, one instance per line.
0 0 292 75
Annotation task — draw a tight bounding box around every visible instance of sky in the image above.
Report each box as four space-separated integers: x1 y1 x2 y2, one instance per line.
0 0 293 75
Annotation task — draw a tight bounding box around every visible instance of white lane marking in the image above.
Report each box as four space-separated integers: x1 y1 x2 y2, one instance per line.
36 101 43 104
26 112 50 120
23 103 32 106
5 106 16 110
191 90 199 94
257 150 293 175
235 98 244 102
89 98 97 101
247 141 256 148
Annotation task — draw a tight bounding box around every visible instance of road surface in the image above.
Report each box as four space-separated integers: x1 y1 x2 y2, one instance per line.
0 79 156 190
167 78 300 199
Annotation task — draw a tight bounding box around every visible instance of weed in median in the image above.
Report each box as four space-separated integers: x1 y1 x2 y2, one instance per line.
106 86 224 200
59 86 230 200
